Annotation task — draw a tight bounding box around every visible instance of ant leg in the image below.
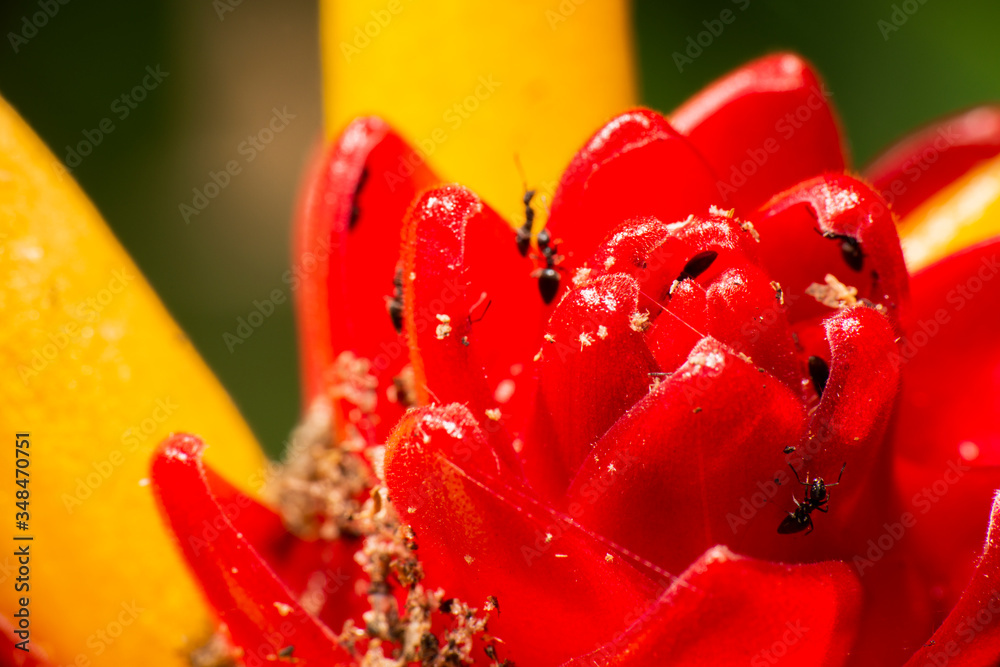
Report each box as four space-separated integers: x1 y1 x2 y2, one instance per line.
827 461 847 487
788 463 807 487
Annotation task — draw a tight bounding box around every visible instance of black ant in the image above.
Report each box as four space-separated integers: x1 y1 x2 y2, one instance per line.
532 239 564 304
515 189 540 257
514 189 562 303
777 462 846 535
387 265 404 333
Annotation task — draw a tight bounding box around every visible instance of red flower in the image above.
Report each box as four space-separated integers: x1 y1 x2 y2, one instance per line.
151 53 1000 666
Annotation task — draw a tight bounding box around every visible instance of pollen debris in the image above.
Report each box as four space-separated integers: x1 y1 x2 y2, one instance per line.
807 273 858 309
770 280 785 305
578 332 594 349
630 310 651 332
597 325 609 340
485 408 502 421
740 220 761 242
435 313 453 340
573 267 593 287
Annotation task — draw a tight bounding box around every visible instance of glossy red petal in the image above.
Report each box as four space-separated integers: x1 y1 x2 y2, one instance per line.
202 468 367 633
904 494 1000 667
294 117 437 444
753 174 910 329
672 52 846 211
564 546 861 667
400 185 546 475
793 307 901 539
384 405 660 666
865 106 1000 219
892 238 1000 611
522 273 660 499
545 109 720 268
566 337 807 577
151 434 351 666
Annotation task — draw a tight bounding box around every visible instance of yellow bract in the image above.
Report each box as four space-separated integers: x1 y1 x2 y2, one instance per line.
321 0 638 224
0 97 266 665
898 153 1000 271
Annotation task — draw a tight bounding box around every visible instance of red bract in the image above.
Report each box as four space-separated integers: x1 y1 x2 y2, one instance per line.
152 53 1000 666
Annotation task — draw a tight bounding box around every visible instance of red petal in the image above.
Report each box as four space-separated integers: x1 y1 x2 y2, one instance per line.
545 109 720 269
865 106 1000 219
202 468 367 633
892 239 1000 611
672 52 846 211
294 117 437 444
904 494 1000 667
401 185 547 475
793 306 901 538
522 273 659 498
565 337 807 577
151 434 351 666
564 546 861 667
752 174 910 329
384 405 661 666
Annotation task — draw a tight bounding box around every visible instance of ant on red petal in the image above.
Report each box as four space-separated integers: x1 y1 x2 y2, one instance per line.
514 189 563 304
777 462 846 535
532 239 564 304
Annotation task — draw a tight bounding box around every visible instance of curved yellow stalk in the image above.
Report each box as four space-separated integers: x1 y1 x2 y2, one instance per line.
0 97 266 665
321 0 637 223
898 153 1000 271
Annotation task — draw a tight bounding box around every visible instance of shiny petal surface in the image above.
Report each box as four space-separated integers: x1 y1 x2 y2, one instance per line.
546 109 720 268
401 185 545 473
566 338 807 576
753 174 909 329
904 495 1000 667
151 435 350 666
294 116 437 445
672 53 846 211
384 405 660 666
524 273 660 498
565 546 861 667
892 238 1000 610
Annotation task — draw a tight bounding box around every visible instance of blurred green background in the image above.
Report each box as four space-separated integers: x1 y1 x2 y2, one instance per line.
0 0 997 458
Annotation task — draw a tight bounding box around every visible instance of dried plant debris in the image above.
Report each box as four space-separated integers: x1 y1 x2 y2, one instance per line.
806 273 858 309
254 351 504 665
